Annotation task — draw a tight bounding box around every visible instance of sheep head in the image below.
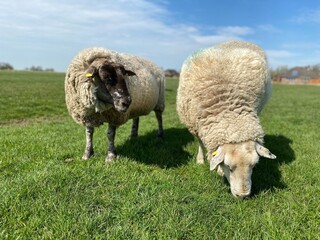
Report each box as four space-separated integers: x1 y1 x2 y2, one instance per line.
210 141 276 199
86 60 136 112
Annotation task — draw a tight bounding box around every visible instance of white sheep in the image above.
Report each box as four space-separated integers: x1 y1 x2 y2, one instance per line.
65 48 165 162
176 40 276 198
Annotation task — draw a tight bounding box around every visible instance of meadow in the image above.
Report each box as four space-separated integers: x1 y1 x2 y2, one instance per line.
0 71 319 239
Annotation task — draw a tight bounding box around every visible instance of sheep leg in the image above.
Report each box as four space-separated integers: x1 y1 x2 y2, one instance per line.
82 127 94 160
155 110 164 138
196 138 205 164
106 124 117 163
131 117 139 138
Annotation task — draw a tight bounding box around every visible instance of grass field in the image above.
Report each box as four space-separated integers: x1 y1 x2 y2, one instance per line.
0 71 319 239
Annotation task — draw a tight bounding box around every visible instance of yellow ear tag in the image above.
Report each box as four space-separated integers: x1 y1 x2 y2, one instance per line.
85 73 93 77
212 151 218 156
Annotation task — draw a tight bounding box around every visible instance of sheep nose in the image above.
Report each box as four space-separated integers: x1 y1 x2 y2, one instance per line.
234 193 250 199
121 96 131 108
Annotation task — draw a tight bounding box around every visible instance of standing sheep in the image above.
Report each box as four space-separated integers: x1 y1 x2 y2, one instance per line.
176 40 276 198
65 48 165 162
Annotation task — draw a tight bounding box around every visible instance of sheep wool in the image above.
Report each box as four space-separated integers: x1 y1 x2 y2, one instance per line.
177 40 271 155
65 48 165 127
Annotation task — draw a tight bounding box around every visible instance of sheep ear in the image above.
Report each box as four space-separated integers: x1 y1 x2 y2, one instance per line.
86 66 98 77
255 143 276 159
125 70 136 76
117 65 136 77
210 147 224 171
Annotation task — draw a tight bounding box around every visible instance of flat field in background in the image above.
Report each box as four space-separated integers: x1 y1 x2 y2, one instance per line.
0 71 319 239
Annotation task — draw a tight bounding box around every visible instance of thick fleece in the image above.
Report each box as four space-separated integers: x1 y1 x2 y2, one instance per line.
176 40 271 155
65 48 165 127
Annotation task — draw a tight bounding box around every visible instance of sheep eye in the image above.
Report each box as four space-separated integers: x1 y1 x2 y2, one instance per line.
225 164 234 172
105 77 115 85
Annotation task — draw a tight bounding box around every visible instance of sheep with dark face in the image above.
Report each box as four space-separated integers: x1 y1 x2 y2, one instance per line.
65 48 165 162
176 40 276 198
85 59 134 113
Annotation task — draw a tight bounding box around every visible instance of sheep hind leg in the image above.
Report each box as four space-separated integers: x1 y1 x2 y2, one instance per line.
155 110 164 138
196 138 205 164
82 126 94 160
131 117 139 138
106 124 117 163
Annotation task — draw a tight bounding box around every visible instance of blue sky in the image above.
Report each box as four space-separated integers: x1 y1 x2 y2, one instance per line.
0 0 320 72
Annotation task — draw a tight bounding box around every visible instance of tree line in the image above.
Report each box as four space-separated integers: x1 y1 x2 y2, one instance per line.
0 62 54 72
270 64 320 80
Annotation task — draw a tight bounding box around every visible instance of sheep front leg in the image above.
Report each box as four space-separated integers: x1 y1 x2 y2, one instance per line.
82 126 94 160
131 117 139 138
196 137 205 164
106 124 117 163
155 110 164 138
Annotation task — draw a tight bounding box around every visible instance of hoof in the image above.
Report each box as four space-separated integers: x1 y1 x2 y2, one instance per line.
82 150 94 160
130 133 138 139
157 131 164 139
105 152 117 163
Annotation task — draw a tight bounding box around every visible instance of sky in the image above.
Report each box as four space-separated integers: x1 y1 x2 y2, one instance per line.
0 0 320 72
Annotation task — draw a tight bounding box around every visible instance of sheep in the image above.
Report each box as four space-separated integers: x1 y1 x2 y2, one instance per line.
65 48 165 162
176 40 276 198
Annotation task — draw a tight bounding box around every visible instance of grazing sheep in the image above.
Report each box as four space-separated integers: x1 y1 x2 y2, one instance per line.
65 48 165 162
176 40 276 198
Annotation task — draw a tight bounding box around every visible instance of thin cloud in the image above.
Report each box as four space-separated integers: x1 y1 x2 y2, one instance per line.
1 0 315 71
266 50 295 58
0 0 169 36
192 35 236 45
282 42 320 50
266 50 299 68
0 0 258 70
294 9 320 23
258 24 281 33
0 0 180 69
216 26 254 36
191 26 254 45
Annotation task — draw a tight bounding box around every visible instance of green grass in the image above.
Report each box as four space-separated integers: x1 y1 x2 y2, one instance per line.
0 71 66 124
0 71 319 239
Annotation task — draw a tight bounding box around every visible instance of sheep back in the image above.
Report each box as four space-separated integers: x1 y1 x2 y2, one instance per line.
177 40 271 152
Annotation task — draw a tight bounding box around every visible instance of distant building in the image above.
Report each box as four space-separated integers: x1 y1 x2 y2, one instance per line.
309 78 320 85
280 66 319 84
271 64 320 85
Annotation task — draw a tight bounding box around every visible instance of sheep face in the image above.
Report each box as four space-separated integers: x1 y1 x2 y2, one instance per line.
87 62 136 112
210 141 276 199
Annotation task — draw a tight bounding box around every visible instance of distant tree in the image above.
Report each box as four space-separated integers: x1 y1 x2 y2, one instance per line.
311 64 320 78
29 66 43 71
164 69 180 78
270 66 288 81
0 62 14 70
26 66 55 72
45 68 55 72
270 64 320 82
